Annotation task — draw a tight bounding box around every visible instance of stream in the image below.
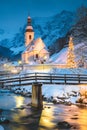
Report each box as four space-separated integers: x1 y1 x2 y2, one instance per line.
0 90 87 130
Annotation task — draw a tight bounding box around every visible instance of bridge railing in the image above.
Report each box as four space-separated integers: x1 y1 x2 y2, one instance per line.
0 73 87 87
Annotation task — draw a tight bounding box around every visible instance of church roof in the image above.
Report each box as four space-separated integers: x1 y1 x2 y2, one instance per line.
26 26 34 32
23 38 49 55
34 38 46 51
22 41 34 53
40 48 49 54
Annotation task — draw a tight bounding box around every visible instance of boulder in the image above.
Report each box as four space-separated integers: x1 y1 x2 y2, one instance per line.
0 117 10 124
57 121 72 129
83 98 87 104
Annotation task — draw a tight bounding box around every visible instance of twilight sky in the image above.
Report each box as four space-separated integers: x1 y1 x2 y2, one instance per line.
0 0 87 38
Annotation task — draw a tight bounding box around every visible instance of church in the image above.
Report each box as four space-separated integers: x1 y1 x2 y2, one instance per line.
22 16 49 64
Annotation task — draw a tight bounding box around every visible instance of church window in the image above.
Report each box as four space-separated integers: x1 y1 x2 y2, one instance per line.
29 35 31 39
36 54 38 59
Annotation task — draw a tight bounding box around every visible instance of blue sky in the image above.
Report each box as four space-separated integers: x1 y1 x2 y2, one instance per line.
0 0 87 38
0 0 87 18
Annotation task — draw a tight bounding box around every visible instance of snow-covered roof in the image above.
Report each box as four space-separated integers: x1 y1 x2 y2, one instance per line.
26 26 33 30
40 48 49 54
22 41 34 53
34 38 46 52
23 38 49 55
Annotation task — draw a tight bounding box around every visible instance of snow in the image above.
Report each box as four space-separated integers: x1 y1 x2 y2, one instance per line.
42 84 80 103
50 47 68 64
26 26 33 30
13 83 87 104
50 67 87 75
33 11 75 47
74 43 85 49
0 125 4 130
49 41 87 66
10 45 25 55
12 65 87 104
34 38 46 51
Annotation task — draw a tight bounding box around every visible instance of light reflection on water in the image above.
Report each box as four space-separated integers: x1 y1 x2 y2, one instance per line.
14 96 24 108
54 104 87 130
0 92 87 130
77 109 87 130
39 105 55 129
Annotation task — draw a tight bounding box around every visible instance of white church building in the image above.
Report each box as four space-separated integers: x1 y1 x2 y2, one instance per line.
22 16 49 64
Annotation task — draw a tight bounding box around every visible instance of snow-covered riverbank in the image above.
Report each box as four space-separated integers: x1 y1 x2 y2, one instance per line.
11 84 87 105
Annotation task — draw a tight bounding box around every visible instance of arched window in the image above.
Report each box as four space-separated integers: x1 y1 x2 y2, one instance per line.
29 35 31 39
36 54 38 59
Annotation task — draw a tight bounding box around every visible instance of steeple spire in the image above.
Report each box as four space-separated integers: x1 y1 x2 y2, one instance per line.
27 16 32 26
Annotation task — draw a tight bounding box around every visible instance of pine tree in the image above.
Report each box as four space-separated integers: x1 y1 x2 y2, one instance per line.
67 37 77 68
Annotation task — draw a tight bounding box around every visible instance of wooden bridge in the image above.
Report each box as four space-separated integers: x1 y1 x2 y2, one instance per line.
0 72 87 109
0 73 87 87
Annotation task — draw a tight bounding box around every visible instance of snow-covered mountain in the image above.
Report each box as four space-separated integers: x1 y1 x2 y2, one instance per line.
51 6 87 63
0 45 13 59
0 10 75 59
33 10 75 47
67 16 87 45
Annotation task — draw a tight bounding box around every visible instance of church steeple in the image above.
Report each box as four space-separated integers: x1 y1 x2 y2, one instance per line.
26 16 34 32
25 16 34 46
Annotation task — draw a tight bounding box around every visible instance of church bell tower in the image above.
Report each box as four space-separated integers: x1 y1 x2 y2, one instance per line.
25 16 34 46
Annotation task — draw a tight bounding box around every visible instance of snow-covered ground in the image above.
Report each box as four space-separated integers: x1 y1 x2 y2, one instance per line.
50 68 87 74
21 66 87 75
0 125 4 130
12 83 87 105
11 59 87 105
50 48 68 64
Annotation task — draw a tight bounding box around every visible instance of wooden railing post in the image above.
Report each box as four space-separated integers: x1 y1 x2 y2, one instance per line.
64 74 66 84
19 77 21 86
50 74 52 84
35 73 37 82
78 75 80 84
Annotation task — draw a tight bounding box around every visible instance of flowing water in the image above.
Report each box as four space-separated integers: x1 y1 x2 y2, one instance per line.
0 90 87 130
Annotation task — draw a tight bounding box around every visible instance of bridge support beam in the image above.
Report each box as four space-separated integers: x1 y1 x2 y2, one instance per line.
31 83 43 109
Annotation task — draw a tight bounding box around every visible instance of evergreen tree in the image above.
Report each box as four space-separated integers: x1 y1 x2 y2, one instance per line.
67 37 77 68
